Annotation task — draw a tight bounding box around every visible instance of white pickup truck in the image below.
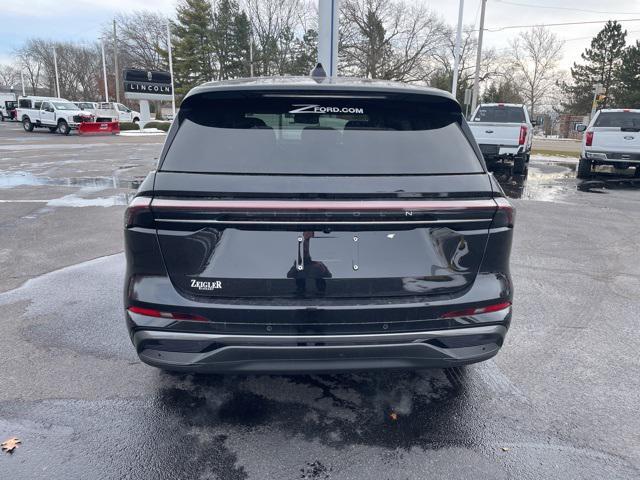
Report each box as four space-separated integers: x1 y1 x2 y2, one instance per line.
95 102 140 123
576 109 640 178
469 103 533 174
16 96 93 134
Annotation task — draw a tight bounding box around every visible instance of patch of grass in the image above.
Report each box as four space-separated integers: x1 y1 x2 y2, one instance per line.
531 149 579 158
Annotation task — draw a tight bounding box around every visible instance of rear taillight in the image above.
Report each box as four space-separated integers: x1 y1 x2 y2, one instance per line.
492 197 515 228
127 306 209 322
124 196 153 228
518 125 527 145
442 301 511 318
585 131 594 147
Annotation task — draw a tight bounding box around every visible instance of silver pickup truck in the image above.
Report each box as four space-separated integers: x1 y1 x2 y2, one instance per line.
469 103 533 175
576 109 640 178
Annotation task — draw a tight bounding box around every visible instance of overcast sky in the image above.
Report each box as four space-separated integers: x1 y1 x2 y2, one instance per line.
1 0 640 71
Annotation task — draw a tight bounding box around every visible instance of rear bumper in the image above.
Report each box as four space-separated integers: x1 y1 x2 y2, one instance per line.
132 324 507 373
479 144 526 160
584 151 640 163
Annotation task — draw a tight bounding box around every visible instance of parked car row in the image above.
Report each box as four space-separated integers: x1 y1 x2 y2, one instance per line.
469 104 640 179
13 96 142 134
73 101 141 123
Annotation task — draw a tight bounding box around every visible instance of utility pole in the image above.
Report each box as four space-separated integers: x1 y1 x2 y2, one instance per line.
113 19 120 103
20 70 26 96
52 47 61 98
249 29 254 77
101 40 109 102
318 0 340 77
471 0 487 115
452 0 465 99
166 22 176 118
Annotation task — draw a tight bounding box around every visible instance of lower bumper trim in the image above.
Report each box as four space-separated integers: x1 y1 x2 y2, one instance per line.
133 325 507 373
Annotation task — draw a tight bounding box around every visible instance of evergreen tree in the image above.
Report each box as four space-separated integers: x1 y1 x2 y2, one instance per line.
171 0 217 95
614 41 640 108
482 79 524 105
212 0 251 79
562 21 627 114
282 28 318 76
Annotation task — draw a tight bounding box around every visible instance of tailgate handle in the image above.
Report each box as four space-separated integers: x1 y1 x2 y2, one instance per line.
485 130 494 134
296 236 304 271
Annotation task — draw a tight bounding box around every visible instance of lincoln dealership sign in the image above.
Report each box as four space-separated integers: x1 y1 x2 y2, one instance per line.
124 69 172 101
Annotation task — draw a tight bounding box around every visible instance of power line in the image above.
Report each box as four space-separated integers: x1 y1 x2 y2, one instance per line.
484 18 640 32
494 0 640 16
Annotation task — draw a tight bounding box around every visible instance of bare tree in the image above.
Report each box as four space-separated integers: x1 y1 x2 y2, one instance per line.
243 0 309 75
339 0 447 82
510 26 563 119
15 39 102 100
102 11 169 72
431 26 502 102
0 64 20 89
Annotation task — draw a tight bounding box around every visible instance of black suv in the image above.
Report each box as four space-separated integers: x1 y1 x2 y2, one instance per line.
124 77 514 374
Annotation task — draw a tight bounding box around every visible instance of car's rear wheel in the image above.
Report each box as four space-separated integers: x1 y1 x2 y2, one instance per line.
58 120 70 135
577 157 592 179
513 155 526 175
22 117 34 132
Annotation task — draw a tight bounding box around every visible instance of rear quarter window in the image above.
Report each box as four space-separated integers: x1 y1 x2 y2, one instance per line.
161 93 483 176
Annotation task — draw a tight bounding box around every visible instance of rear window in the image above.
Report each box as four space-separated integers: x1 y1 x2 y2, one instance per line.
472 106 526 123
594 112 640 129
161 94 483 175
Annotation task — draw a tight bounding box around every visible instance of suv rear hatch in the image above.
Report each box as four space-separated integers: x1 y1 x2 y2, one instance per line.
153 89 497 300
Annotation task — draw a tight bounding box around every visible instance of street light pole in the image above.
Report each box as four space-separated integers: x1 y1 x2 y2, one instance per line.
166 22 176 118
52 47 61 98
113 19 120 103
452 0 465 99
101 40 109 102
20 70 26 96
471 0 487 115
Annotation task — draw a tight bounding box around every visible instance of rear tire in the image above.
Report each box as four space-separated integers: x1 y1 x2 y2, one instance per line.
58 120 70 135
577 157 592 179
133 117 140 123
22 117 34 132
513 155 526 175
1 114 4 122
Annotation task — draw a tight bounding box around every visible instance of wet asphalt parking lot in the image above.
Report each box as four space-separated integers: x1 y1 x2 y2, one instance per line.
0 120 639 479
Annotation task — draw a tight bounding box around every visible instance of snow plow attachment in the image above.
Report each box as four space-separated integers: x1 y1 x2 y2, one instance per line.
78 121 120 135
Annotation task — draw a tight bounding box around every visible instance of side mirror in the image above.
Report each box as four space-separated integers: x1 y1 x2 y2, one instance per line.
576 124 587 133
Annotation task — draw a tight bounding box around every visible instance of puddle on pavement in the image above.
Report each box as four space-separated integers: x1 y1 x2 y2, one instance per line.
0 171 144 190
494 161 576 201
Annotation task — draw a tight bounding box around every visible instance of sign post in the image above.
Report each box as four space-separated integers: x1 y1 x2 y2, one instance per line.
123 69 173 128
